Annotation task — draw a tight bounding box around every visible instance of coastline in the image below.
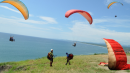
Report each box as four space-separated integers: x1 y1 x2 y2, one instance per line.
80 42 107 48
80 42 130 53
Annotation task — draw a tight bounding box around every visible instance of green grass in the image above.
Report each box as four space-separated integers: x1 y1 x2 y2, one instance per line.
94 53 107 55
0 54 130 73
126 53 130 56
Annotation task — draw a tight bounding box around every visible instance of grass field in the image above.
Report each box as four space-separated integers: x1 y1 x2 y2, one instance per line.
0 53 130 73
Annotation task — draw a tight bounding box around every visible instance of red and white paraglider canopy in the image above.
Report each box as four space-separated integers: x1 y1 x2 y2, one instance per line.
103 38 130 70
65 9 93 24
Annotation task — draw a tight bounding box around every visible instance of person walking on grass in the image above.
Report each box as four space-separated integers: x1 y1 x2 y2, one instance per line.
47 49 54 67
65 52 73 65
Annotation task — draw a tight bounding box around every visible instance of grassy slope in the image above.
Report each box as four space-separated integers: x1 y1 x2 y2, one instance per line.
1 54 130 73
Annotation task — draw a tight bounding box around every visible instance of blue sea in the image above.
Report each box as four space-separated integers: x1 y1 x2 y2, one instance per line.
0 32 108 63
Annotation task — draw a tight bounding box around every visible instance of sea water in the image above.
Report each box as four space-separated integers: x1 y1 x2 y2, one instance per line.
0 32 108 63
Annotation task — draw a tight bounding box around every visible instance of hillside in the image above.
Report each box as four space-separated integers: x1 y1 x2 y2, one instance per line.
0 54 130 73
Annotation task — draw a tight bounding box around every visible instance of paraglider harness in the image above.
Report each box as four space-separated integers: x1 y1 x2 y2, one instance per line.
72 43 76 47
47 53 57 60
73 44 76 47
68 53 74 60
9 37 15 41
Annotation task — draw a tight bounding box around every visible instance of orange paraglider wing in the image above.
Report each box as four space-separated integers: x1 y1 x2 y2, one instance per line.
65 9 93 24
108 1 123 9
0 0 29 20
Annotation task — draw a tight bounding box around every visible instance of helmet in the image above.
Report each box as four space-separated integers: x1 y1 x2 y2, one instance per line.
66 52 68 54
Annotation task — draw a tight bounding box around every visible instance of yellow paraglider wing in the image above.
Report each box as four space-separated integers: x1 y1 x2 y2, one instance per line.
1 0 29 20
107 2 123 9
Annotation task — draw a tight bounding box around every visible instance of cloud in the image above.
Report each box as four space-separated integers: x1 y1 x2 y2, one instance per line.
39 16 58 24
105 0 128 5
93 19 108 24
105 0 114 5
10 16 48 24
105 0 123 5
50 27 62 30
62 19 130 45
124 0 130 3
0 5 20 14
72 18 130 28
29 14 33 17
0 16 49 30
0 16 58 39
0 5 33 17
92 18 130 28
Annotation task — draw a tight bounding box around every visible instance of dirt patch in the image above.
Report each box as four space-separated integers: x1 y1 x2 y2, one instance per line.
0 65 12 73
115 70 129 73
14 65 29 71
0 64 33 73
98 65 109 70
126 56 130 64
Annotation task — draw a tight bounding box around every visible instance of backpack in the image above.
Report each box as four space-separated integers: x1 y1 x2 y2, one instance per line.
69 53 74 60
47 53 51 59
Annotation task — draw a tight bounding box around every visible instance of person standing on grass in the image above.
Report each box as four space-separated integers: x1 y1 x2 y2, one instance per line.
48 49 54 67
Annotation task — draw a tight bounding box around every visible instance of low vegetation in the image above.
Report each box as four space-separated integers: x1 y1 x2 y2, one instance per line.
0 54 130 73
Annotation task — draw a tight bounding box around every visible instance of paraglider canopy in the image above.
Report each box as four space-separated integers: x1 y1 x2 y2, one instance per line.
0 0 29 20
65 9 93 24
107 2 123 18
107 1 123 9
103 38 130 70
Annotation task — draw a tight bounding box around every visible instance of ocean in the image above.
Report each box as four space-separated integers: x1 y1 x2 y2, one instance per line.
0 32 108 63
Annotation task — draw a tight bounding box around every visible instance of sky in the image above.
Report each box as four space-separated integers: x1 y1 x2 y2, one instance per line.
0 0 130 46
